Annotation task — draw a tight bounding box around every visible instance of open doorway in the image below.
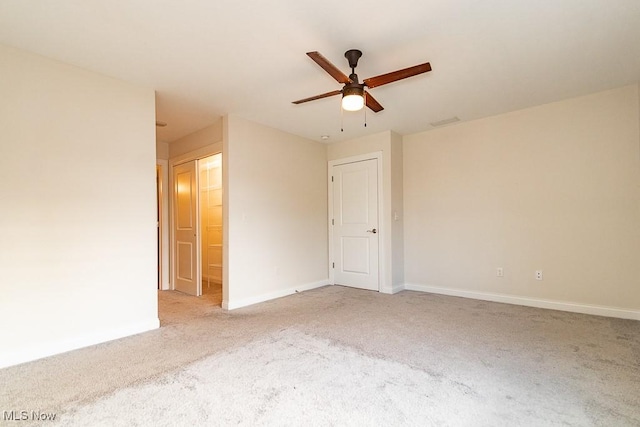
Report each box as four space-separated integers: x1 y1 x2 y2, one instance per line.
171 152 223 306
199 154 223 306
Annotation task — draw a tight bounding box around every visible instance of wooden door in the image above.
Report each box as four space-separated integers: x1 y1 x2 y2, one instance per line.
173 160 200 296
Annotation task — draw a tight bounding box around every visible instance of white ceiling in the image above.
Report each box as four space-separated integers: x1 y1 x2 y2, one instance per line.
1 1 639 144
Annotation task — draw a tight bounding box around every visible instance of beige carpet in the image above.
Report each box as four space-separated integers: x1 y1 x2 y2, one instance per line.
1 286 639 426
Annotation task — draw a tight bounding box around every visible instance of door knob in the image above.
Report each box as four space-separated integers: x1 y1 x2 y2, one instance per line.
366 228 377 234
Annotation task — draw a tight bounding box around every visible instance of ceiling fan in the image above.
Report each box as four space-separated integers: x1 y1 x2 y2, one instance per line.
292 49 431 113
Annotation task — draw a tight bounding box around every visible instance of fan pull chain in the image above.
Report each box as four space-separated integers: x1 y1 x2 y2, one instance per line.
364 92 367 128
340 102 344 132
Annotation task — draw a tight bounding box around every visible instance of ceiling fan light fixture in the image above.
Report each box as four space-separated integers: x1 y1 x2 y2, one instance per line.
342 86 364 111
293 49 431 115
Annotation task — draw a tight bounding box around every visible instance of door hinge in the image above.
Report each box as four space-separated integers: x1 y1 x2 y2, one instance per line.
331 176 334 182
332 219 334 225
332 262 335 268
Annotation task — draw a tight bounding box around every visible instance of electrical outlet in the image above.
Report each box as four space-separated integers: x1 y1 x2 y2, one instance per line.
496 268 504 277
535 270 543 280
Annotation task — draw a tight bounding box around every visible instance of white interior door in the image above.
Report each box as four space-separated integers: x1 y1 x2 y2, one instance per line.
173 160 201 296
332 158 379 291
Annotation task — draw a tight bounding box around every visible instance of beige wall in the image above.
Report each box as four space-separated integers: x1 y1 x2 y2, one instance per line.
403 85 640 313
390 131 405 288
327 131 405 292
0 44 158 368
169 118 222 158
156 141 169 160
224 115 328 308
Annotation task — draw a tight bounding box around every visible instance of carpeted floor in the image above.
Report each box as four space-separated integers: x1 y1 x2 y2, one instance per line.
1 286 639 426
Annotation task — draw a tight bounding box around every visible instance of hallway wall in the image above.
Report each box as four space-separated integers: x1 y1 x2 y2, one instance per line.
0 44 158 367
224 115 328 308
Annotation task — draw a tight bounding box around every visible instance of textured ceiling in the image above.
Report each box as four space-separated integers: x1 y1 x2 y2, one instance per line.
1 1 639 144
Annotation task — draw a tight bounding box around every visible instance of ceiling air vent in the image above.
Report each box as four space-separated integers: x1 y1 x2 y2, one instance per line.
430 116 460 127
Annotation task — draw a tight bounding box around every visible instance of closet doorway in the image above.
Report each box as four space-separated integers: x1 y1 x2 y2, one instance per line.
172 152 223 306
199 154 223 305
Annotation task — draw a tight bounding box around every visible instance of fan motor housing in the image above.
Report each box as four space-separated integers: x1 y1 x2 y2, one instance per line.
344 49 363 69
343 83 364 97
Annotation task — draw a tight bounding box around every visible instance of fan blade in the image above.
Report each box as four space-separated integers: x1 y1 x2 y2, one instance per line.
364 62 431 89
306 52 351 84
292 89 342 104
365 91 384 112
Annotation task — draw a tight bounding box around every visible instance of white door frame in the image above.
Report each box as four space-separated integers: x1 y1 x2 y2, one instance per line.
157 160 170 290
169 143 222 295
328 151 384 290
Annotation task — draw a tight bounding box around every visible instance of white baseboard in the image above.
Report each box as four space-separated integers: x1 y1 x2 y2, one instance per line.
380 284 405 295
223 279 330 311
403 283 640 321
0 318 160 369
